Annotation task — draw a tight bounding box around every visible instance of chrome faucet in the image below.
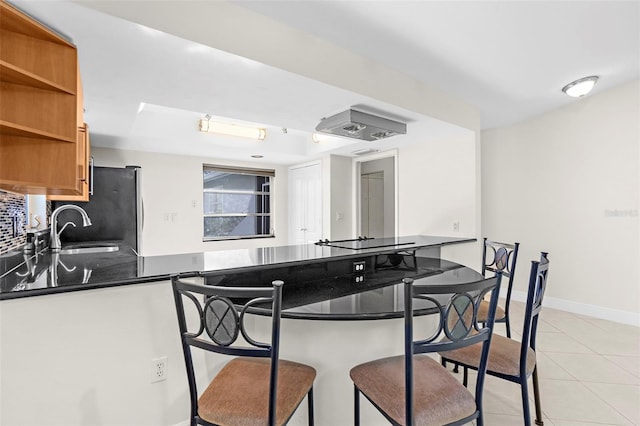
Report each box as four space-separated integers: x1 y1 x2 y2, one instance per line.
50 205 92 251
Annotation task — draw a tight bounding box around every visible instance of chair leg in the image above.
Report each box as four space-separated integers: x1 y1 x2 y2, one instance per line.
521 379 532 426
308 386 315 426
505 316 512 338
532 367 544 426
453 363 459 373
463 366 469 387
354 385 360 426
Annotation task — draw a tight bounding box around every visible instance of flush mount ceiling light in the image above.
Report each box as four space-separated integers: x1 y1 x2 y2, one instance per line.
198 115 266 140
562 76 599 98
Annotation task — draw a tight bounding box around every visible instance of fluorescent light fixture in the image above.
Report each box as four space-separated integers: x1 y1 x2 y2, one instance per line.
199 116 266 140
562 76 598 98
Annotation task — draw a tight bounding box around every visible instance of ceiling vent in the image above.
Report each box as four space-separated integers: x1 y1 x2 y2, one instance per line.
315 109 406 141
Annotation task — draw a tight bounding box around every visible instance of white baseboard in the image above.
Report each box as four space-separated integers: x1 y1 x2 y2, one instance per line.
171 421 189 426
510 290 640 327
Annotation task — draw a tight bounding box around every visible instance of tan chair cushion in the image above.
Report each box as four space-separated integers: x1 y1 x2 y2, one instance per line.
350 354 477 426
443 334 536 377
476 299 506 322
198 357 316 426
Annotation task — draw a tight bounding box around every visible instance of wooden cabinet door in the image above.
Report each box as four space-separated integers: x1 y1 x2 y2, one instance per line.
47 124 91 201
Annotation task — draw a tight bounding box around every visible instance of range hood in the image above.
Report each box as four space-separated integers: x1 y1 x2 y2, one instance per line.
315 109 407 141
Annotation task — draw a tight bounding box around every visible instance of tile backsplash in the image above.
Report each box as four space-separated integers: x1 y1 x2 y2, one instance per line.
0 191 27 254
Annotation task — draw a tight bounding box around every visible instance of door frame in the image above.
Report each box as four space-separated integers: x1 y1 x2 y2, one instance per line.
351 149 399 238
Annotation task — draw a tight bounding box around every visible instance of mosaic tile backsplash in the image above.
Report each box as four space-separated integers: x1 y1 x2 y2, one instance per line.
0 191 27 254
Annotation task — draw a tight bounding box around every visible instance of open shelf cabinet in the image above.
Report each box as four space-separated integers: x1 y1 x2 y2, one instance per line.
0 0 87 197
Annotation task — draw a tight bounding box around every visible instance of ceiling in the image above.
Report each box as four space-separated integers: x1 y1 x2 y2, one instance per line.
236 0 640 129
10 1 639 165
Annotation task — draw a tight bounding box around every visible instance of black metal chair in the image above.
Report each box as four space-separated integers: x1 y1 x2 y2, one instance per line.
478 238 520 338
171 276 316 426
440 252 549 426
349 273 503 426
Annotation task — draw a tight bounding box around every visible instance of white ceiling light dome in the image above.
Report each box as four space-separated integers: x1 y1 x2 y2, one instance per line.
562 76 599 98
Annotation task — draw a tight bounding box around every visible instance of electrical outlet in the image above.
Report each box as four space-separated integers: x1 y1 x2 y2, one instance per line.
452 221 460 232
353 260 366 274
150 356 168 383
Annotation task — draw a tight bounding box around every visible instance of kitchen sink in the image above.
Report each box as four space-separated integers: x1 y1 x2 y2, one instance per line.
59 243 120 255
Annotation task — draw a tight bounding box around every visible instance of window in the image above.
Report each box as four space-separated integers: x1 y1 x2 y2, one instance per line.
203 165 274 240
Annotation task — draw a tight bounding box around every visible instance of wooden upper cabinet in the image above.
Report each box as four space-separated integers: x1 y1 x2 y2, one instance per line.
47 123 91 201
0 0 88 196
47 66 91 201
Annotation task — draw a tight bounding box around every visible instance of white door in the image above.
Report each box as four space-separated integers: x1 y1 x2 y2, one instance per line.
289 162 323 245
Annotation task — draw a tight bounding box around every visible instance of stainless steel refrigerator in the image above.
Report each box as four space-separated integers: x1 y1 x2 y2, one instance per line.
51 166 142 253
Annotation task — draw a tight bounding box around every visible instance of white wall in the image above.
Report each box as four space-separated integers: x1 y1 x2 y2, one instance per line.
398 131 481 266
398 134 477 237
328 155 353 240
482 80 640 325
92 147 289 256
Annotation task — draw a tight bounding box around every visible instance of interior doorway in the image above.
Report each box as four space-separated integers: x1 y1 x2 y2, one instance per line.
361 171 384 238
354 152 397 238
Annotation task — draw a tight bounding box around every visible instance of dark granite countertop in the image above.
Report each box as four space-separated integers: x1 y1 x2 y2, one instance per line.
0 241 142 298
216 256 484 320
0 235 475 301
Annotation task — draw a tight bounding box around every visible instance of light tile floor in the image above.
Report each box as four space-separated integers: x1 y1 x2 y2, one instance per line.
461 301 640 425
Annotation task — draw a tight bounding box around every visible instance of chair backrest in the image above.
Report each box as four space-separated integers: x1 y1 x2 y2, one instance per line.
403 273 503 425
482 238 520 306
171 276 283 426
519 253 550 368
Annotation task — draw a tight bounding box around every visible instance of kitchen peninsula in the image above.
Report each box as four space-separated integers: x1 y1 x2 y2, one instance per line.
0 235 478 426
0 235 474 303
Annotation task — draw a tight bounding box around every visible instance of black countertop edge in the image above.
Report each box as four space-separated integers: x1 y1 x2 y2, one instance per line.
0 275 172 300
277 307 438 321
0 236 476 301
